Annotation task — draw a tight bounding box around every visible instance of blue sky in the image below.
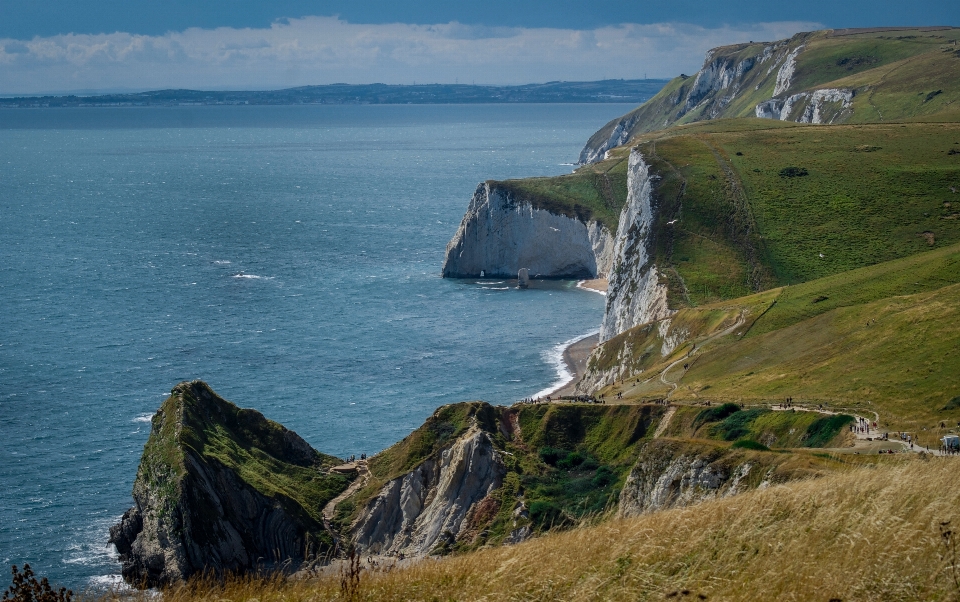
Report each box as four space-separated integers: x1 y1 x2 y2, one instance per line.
0 1 956 95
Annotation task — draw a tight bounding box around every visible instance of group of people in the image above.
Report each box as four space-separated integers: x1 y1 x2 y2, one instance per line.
851 416 878 434
516 395 608 405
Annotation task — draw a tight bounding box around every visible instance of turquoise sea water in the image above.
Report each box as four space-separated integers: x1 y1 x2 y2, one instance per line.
0 104 630 588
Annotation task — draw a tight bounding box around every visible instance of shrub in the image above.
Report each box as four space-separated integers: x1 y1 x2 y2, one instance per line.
693 403 742 429
529 501 567 529
778 166 809 178
731 439 771 451
538 447 566 466
591 466 616 488
804 414 854 447
557 452 586 470
2 565 72 602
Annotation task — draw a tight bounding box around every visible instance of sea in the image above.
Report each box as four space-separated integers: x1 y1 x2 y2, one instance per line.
0 103 633 588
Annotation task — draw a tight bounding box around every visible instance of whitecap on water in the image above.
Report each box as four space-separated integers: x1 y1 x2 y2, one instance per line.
531 329 599 399
132 414 152 423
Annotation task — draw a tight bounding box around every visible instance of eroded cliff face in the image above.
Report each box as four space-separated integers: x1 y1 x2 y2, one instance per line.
351 428 505 556
110 381 347 587
599 150 672 342
577 32 868 165
755 88 854 124
442 182 615 279
619 439 800 517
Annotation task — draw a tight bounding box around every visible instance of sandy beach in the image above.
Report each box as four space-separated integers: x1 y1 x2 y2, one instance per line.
552 332 599 396
577 278 608 294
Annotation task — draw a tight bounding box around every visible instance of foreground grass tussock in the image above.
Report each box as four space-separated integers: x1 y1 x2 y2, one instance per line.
103 457 960 601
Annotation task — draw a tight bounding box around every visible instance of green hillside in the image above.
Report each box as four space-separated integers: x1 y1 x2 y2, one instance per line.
591 243 960 436
581 27 960 160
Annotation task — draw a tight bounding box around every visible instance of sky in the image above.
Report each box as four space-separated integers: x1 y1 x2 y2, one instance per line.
0 0 957 95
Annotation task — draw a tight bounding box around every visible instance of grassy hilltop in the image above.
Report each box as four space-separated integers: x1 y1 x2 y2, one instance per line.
582 27 960 151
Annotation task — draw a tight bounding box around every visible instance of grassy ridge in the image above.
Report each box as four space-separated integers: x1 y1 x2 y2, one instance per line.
584 28 960 152
168 382 348 526
593 244 960 437
492 152 629 232
642 121 960 305
144 458 960 601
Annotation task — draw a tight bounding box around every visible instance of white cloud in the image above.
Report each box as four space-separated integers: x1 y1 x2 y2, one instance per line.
0 17 822 95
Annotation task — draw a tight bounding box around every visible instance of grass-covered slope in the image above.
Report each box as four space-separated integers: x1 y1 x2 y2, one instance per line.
490 152 629 232
639 119 960 306
158 458 960 601
589 243 960 436
492 118 959 303
148 381 349 527
334 402 666 544
583 27 960 158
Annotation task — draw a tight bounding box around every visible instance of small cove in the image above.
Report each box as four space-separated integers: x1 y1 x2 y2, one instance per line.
0 103 631 587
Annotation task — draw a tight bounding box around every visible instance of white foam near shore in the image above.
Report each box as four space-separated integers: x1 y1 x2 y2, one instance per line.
577 280 607 296
531 329 599 399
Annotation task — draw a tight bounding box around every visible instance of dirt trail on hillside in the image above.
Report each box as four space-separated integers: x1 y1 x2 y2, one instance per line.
660 312 746 399
323 462 370 523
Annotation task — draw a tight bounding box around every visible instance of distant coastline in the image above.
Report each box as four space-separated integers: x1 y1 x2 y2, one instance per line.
0 79 669 108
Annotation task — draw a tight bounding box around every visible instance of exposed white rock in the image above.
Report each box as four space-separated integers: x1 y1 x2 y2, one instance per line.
578 113 641 165
756 88 853 124
351 429 505 556
685 56 755 112
773 44 804 96
442 182 615 279
618 446 756 517
599 150 672 342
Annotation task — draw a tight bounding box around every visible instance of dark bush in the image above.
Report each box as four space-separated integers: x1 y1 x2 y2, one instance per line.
779 166 809 178
529 500 566 529
557 451 586 470
731 439 771 451
693 403 742 428
805 414 854 447
591 466 616 488
538 446 566 466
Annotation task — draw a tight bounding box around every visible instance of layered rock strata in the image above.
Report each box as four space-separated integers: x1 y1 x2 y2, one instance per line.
615 439 815 518
109 381 349 587
351 428 506 556
442 182 615 279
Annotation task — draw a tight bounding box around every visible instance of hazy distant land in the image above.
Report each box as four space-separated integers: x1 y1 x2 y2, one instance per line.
0 79 670 108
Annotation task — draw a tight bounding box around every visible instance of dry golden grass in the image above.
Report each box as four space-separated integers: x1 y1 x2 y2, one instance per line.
99 456 960 601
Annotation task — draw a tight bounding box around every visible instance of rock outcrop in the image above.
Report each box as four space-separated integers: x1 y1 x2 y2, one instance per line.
617 439 811 518
599 149 672 342
442 182 615 279
110 381 350 587
351 428 505 556
755 88 854 124
578 35 814 165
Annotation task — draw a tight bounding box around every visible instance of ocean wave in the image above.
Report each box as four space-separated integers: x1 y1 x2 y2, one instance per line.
213 260 231 264
531 329 599 399
232 274 272 280
132 413 153 423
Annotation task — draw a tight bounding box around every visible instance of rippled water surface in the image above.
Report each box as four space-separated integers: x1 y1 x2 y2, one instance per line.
0 104 630 587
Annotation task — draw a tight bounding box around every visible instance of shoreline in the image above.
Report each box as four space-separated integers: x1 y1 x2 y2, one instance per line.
530 279 606 399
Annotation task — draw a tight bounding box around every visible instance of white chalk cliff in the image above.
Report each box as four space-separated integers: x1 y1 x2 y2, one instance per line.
442 182 615 279
351 428 505 556
599 150 672 342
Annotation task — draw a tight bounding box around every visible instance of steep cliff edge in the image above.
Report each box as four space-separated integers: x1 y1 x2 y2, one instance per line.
109 381 351 587
333 402 669 555
617 438 829 518
442 182 614 279
599 149 672 341
580 27 960 164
